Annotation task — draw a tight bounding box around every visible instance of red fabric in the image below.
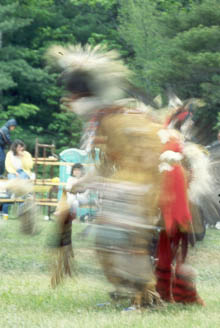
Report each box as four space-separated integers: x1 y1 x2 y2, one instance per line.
160 164 191 235
164 138 183 153
155 231 172 301
156 134 201 304
165 111 189 127
155 231 201 304
176 111 189 122
159 136 191 235
172 264 198 303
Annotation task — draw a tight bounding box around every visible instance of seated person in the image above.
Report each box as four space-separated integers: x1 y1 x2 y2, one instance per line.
2 140 33 219
5 139 33 180
65 163 90 218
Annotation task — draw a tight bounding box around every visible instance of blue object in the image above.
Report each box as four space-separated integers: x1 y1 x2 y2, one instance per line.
0 146 5 175
96 302 111 307
123 306 137 311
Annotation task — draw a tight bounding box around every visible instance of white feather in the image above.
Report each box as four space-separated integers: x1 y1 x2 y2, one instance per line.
158 162 173 172
157 129 182 144
183 143 212 203
46 44 131 118
168 94 183 108
160 150 183 161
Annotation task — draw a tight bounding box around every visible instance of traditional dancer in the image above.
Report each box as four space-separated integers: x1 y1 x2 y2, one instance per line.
46 44 210 307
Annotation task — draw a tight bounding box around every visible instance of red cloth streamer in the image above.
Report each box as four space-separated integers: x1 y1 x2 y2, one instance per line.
176 111 189 122
155 231 173 301
155 231 201 304
165 110 189 127
160 164 191 236
164 138 183 153
156 134 203 305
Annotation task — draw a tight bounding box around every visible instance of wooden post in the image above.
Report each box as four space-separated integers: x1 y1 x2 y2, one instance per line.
34 138 39 183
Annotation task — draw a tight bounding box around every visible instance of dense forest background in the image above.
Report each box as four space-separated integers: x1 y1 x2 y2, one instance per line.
1 0 220 154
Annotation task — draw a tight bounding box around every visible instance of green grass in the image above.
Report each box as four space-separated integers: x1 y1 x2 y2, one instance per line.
0 217 220 328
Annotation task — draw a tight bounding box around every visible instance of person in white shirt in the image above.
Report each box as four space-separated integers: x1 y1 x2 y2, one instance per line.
2 140 34 220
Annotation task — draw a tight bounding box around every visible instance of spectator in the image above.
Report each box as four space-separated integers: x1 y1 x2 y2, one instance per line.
5 139 33 180
2 140 33 220
0 119 17 176
65 163 90 218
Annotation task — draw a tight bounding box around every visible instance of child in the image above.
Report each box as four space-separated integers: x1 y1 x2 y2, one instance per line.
65 163 90 219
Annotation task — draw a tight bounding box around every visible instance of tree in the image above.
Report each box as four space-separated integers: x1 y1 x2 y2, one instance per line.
0 0 80 152
0 0 125 153
0 1 31 94
119 0 220 141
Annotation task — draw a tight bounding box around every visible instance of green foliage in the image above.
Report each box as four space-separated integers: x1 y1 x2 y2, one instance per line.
0 1 31 93
7 103 40 119
48 111 83 152
0 0 124 154
3 0 219 152
71 0 117 9
119 0 220 141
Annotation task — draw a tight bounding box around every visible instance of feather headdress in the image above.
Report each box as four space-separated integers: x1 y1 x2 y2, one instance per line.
46 44 131 115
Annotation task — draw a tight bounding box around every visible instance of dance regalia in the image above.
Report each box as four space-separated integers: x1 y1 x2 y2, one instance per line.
46 44 207 307
155 129 204 304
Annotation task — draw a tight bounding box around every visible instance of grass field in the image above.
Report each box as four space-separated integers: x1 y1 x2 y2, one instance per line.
0 216 220 328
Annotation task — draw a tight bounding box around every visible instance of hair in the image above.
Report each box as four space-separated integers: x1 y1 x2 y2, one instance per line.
10 139 25 155
71 163 84 176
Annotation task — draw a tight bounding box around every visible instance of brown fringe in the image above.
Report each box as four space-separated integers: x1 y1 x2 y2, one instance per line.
19 199 38 235
51 245 74 288
50 190 75 288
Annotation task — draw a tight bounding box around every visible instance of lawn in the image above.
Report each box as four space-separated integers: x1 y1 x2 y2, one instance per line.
0 216 219 328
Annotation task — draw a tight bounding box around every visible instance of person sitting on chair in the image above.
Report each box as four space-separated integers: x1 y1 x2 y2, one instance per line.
2 140 33 220
5 139 33 180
